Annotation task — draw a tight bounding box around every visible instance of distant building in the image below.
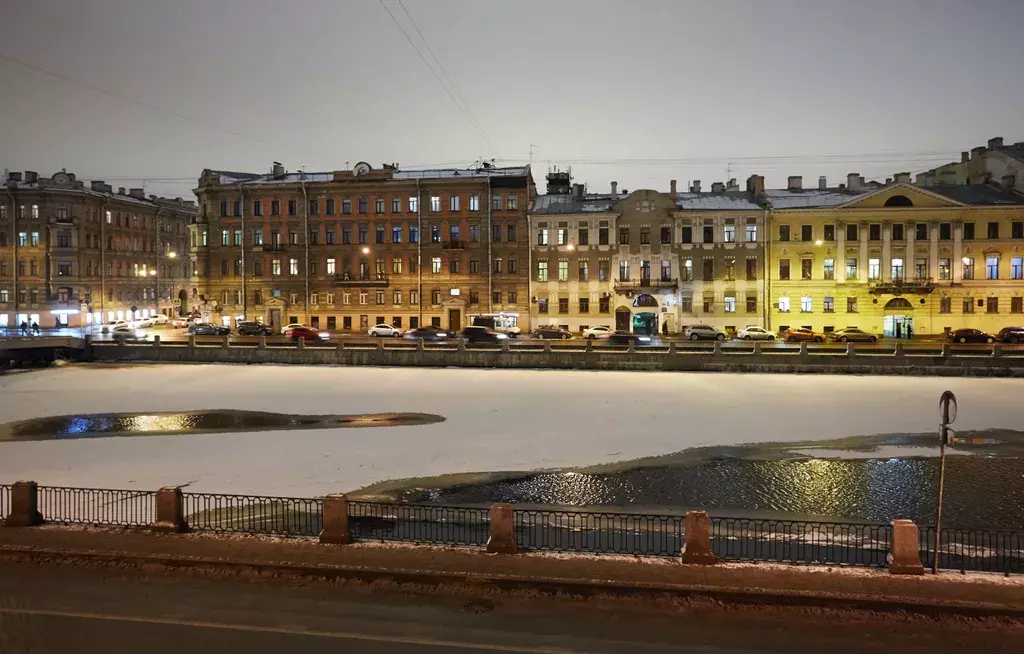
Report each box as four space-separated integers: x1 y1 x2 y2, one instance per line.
916 136 1024 194
1 170 194 330
191 162 534 332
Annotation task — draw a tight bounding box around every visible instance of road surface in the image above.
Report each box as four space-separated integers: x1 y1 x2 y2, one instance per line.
0 561 1020 653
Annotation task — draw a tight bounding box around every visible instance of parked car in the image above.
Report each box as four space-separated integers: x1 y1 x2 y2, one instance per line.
782 327 824 343
948 328 995 344
281 323 305 334
737 326 775 341
581 326 613 340
101 320 130 334
285 325 329 341
188 322 230 336
996 326 1024 343
601 330 652 345
534 325 572 339
236 321 271 336
460 326 507 343
170 317 191 328
134 317 155 329
404 326 452 341
368 323 402 337
684 324 726 341
829 328 879 343
111 324 146 340
152 314 169 325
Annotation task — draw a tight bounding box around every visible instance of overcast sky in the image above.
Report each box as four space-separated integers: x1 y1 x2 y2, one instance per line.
2 0 1023 198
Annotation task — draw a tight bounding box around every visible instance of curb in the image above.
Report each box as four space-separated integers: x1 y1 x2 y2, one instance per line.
1 545 1021 619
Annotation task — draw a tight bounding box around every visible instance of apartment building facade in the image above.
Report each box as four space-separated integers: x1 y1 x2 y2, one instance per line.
529 174 767 334
191 162 534 332
766 176 1024 336
1 170 194 331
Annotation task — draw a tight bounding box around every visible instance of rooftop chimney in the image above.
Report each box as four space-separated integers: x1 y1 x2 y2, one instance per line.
90 180 106 192
670 179 677 196
847 173 861 191
690 180 701 193
885 177 893 185
961 151 970 163
988 137 1004 150
924 172 934 187
610 181 618 196
726 177 738 191
894 172 911 184
711 182 725 193
745 174 764 196
818 176 827 190
1002 174 1015 190
129 188 145 199
787 176 802 191
117 187 126 195
8 171 22 182
272 162 285 178
971 146 987 159
24 171 38 184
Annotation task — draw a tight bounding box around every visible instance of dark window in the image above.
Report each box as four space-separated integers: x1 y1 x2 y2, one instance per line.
253 200 263 216
599 296 610 313
640 227 650 244
779 259 790 280
746 259 757 281
326 199 335 215
746 296 757 313
579 298 589 313
660 226 671 244
823 225 835 241
507 224 517 241
916 223 928 240
358 198 367 214
271 200 280 216
963 222 975 240
342 199 351 215
358 226 367 244
618 227 630 245
779 225 790 242
287 200 296 216
846 224 858 241
375 198 385 214
375 225 385 244
801 259 812 280
940 223 952 240
599 227 609 245
326 229 335 245
578 228 589 245
681 226 692 244
538 298 548 314
309 230 319 245
869 224 881 240
988 222 999 239
801 225 812 242
702 259 714 280
558 298 569 314
309 200 318 216
493 225 503 242
342 227 351 244
892 223 904 241
220 200 228 216
1013 221 1023 239
703 225 714 243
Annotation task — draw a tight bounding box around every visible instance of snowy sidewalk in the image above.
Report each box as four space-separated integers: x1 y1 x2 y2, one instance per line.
1 526 1021 613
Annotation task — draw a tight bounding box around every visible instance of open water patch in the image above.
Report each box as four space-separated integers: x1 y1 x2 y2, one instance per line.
0 409 445 441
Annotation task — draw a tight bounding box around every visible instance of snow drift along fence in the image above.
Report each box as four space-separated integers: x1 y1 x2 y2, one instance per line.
919 526 1024 574
37 486 156 527
514 508 684 557
710 517 892 568
348 500 490 547
183 492 322 537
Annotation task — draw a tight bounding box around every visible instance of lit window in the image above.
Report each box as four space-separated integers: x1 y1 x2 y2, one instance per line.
431 257 441 274
724 224 735 243
800 296 812 312
558 261 568 281
430 196 441 212
778 296 790 312
724 296 736 313
986 256 999 280
327 258 336 275
868 258 880 280
891 258 904 282
272 260 281 275
537 261 548 282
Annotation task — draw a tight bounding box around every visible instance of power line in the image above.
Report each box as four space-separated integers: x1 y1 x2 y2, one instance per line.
376 0 499 157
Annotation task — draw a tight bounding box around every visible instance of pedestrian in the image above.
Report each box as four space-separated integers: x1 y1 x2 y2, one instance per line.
895 322 902 339
19 321 28 336
31 321 41 336
907 324 913 340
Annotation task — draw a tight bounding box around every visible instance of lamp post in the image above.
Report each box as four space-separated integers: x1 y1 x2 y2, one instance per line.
933 390 957 574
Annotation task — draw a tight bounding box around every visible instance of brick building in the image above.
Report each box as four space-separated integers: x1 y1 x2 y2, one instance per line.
190 162 534 332
1 170 194 331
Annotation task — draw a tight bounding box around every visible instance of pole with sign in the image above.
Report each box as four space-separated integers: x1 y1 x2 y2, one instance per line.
933 390 957 574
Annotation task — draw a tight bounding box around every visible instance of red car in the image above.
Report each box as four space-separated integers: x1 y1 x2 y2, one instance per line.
284 326 329 341
782 327 825 343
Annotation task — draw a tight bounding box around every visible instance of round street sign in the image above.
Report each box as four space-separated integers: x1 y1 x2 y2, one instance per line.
939 390 957 425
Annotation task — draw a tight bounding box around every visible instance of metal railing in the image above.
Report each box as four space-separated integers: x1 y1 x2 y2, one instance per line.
37 486 157 527
920 526 1024 574
0 484 10 521
183 492 322 537
347 500 490 546
514 508 684 557
710 517 892 567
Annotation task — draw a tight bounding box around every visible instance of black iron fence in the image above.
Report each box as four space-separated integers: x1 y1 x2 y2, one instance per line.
37 486 156 527
514 508 683 557
3 483 1021 574
920 526 1024 574
710 517 892 568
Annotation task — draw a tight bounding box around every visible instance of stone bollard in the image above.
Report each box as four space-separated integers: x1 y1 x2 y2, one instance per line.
151 486 189 533
681 511 715 564
628 339 636 354
799 342 808 358
221 335 230 349
501 338 510 353
894 342 904 357
336 339 344 352
668 341 676 354
457 337 466 351
486 503 517 554
543 341 552 353
188 334 196 349
417 338 425 351
319 494 351 545
296 337 305 350
941 343 951 357
847 342 856 357
713 340 722 356
258 335 267 349
4 480 43 527
153 335 161 347
117 333 127 347
992 344 1002 358
752 341 762 355
377 338 385 351
888 519 924 575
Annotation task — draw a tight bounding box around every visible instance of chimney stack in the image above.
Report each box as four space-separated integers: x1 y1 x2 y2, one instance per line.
818 176 827 190
894 172 911 184
971 146 986 159
690 180 701 193
924 173 934 187
117 187 126 195
610 181 618 196
8 171 22 182
24 171 38 184
961 151 970 163
847 173 861 192
787 176 802 191
726 177 738 191
90 180 106 192
129 188 145 199
988 137 1004 150
670 179 677 196
272 162 285 178
711 182 725 193
744 174 764 196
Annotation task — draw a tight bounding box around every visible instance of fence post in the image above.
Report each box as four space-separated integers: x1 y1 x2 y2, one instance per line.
680 511 715 564
377 338 384 351
888 519 924 575
336 339 344 351
417 338 425 352
486 503 517 554
894 342 904 357
296 337 305 350
667 340 675 354
319 493 351 545
713 340 722 356
543 341 552 353
799 342 809 358
627 339 636 354
188 334 196 350
151 486 189 533
941 343 951 357
752 341 761 355
457 337 466 352
991 344 1002 358
153 335 161 348
847 342 856 357
258 335 267 349
4 481 43 527
221 335 230 349
501 339 510 353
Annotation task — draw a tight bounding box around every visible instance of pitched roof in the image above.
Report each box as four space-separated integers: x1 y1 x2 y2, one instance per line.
926 184 1024 206
209 166 531 187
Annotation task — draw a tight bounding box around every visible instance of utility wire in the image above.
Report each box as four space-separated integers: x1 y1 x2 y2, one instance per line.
377 0 499 157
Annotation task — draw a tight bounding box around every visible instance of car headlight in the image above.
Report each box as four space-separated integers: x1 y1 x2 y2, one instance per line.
638 336 651 342
134 329 146 338
496 333 508 339
318 332 329 338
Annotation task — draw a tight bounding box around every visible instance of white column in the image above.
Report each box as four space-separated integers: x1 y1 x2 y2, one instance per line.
882 221 892 282
859 222 868 283
952 221 962 284
836 221 846 283
929 222 939 281
906 221 916 279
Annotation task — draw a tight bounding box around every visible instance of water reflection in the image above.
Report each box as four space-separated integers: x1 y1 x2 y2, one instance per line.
406 456 1024 530
1 410 444 441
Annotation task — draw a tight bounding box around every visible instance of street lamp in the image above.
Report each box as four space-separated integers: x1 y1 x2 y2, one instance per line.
362 246 370 255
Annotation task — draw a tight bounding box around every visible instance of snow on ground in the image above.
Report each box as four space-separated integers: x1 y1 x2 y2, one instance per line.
0 364 1020 496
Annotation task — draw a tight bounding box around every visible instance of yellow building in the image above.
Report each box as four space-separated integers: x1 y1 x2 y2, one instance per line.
766 178 1024 338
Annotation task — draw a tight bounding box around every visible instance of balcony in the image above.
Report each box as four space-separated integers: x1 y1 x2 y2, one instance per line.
869 278 936 295
263 244 286 252
334 273 390 287
613 278 678 293
442 240 466 250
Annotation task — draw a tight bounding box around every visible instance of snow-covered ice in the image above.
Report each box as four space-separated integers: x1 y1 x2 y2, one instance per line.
0 365 1020 496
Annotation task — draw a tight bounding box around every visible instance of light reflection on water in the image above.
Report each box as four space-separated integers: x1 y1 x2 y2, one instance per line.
409 456 1024 530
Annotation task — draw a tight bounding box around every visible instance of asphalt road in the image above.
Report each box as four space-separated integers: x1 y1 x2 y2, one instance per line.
0 561 1020 653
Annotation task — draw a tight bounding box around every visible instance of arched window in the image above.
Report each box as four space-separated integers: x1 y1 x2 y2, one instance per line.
884 297 913 311
884 195 913 207
633 294 658 308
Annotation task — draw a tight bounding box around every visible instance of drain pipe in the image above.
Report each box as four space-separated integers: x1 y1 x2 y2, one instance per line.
416 178 422 327
300 180 309 325
99 198 108 322
237 184 247 323
764 206 771 332
4 183 16 330
486 176 492 313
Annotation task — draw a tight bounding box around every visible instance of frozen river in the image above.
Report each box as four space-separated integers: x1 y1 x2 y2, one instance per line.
0 364 1021 497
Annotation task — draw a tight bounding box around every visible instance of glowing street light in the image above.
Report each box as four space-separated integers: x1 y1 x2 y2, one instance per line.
362 246 370 255
815 239 823 246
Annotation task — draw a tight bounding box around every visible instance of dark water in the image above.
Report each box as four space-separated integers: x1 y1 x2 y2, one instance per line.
401 455 1024 530
0 410 444 441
